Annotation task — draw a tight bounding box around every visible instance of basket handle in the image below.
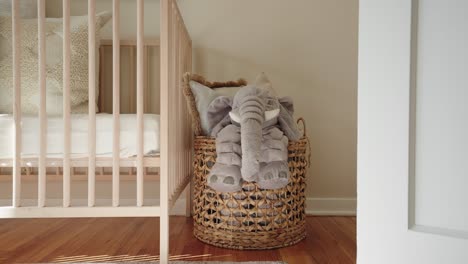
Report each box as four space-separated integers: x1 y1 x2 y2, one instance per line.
297 117 312 168
297 117 307 138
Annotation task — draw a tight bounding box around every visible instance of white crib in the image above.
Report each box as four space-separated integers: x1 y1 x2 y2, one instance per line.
0 0 192 263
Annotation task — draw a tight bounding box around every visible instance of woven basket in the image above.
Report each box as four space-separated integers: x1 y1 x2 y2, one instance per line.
192 119 310 250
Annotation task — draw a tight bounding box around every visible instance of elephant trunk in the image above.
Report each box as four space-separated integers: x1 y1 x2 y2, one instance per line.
239 95 265 181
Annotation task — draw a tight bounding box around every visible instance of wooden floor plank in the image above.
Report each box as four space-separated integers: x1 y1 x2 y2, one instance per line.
320 217 357 261
0 216 356 263
307 217 355 264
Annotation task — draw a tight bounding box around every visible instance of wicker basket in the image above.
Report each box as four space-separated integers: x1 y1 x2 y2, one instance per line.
192 119 310 250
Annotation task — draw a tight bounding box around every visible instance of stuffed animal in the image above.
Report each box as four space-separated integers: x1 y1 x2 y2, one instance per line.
206 74 301 192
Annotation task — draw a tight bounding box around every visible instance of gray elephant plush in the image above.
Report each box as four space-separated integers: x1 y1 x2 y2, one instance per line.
206 74 301 192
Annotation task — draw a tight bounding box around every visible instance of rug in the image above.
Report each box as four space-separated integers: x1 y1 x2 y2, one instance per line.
63 262 286 264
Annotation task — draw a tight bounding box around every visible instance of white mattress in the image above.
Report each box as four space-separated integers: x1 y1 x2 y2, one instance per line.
0 114 160 159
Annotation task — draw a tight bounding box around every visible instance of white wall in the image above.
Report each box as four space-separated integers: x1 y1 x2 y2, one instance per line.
1 0 358 214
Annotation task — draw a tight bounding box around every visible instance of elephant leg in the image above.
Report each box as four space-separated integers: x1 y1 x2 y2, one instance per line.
257 161 289 190
208 124 242 192
208 163 242 192
257 128 289 190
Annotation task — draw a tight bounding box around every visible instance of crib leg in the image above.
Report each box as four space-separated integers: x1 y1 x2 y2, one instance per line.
185 182 191 217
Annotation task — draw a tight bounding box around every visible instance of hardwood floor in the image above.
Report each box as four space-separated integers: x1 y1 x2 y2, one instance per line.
0 216 356 264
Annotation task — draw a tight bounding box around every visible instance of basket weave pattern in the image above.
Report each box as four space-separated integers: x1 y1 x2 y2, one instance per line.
192 136 308 250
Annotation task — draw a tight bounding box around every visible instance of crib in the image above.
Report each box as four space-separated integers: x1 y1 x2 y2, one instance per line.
0 0 191 263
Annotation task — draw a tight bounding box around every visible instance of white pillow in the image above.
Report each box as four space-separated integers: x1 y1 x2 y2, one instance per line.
0 12 111 115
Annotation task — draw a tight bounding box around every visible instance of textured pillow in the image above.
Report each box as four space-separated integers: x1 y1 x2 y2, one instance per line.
0 0 37 18
183 73 247 136
190 80 242 135
0 12 111 115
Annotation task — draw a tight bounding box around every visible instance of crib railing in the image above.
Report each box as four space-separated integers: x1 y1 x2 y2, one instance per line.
160 0 193 261
2 0 192 262
11 0 22 209
1 0 192 217
0 0 192 263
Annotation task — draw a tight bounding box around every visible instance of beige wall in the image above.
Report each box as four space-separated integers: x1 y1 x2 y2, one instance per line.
177 0 359 200
1 0 358 211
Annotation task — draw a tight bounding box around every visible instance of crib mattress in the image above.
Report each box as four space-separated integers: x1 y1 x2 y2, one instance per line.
0 114 160 159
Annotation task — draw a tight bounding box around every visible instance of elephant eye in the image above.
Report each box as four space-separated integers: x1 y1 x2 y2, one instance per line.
266 98 276 106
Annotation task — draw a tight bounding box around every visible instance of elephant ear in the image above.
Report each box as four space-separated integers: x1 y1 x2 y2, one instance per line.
279 96 295 115
207 96 233 137
278 96 302 141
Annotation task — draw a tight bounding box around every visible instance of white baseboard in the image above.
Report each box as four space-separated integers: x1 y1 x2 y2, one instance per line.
306 197 356 216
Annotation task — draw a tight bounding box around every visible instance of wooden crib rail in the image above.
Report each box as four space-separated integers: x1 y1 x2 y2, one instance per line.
1 0 187 211
0 167 160 183
11 0 22 209
160 0 193 261
0 156 160 168
100 38 160 46
161 0 193 209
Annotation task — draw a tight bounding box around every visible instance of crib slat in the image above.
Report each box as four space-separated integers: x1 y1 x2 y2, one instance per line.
178 21 184 201
168 3 174 202
175 17 180 193
180 29 186 213
160 0 171 261
177 22 190 216
136 0 144 207
63 0 71 208
171 7 177 196
187 38 193 216
180 20 185 191
12 0 21 208
88 0 96 207
38 0 47 208
112 0 121 207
